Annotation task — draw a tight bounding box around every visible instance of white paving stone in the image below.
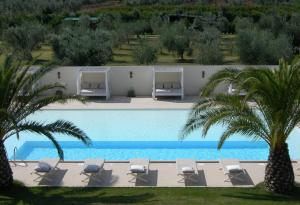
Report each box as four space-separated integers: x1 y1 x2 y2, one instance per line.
10 161 300 187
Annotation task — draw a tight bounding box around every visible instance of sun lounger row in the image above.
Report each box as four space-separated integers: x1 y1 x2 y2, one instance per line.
31 158 250 185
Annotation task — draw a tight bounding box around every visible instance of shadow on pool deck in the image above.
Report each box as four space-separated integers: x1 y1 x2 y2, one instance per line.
183 170 207 187
230 170 254 186
86 170 119 187
38 169 67 186
135 170 158 187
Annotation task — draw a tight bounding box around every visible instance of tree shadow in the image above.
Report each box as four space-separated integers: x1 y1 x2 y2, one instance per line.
34 59 51 65
221 185 300 203
0 182 156 205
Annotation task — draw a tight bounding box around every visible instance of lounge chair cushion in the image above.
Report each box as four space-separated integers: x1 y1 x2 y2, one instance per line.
156 83 163 89
226 165 243 172
164 82 172 89
130 165 146 173
181 166 195 173
35 162 51 172
84 164 101 173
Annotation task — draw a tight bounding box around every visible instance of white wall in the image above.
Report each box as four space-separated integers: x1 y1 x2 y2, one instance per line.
110 67 153 96
38 65 274 96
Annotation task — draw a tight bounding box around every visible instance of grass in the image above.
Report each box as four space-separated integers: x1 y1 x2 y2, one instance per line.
1 182 300 205
31 44 53 65
0 34 240 66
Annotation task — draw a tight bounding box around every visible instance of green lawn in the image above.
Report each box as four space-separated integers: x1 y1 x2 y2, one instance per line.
1 183 300 205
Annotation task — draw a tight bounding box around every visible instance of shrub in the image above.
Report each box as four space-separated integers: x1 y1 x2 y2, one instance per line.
51 27 113 66
133 40 157 64
127 89 136 97
2 22 45 60
236 28 293 64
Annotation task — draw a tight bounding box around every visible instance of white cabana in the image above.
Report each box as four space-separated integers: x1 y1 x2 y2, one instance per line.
77 67 110 99
152 67 184 99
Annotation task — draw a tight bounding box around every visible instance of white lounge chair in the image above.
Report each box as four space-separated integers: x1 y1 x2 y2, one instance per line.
127 158 150 183
80 159 105 183
219 159 246 182
31 158 60 182
176 159 199 183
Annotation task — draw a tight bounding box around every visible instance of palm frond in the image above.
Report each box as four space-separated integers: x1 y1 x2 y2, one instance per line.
182 57 300 150
0 56 91 156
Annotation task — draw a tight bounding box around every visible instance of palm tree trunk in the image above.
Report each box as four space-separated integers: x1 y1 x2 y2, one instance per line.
0 140 13 187
264 143 294 194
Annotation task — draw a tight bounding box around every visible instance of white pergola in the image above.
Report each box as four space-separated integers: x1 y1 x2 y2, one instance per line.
152 67 184 99
77 67 110 100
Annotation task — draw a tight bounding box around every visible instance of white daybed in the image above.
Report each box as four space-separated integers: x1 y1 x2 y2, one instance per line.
152 67 184 99
77 67 110 100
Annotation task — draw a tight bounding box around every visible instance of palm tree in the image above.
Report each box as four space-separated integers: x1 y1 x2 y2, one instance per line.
0 56 91 187
181 57 300 194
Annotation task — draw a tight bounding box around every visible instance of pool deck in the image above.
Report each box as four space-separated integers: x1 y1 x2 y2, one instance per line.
10 161 300 187
45 96 197 109
15 98 300 187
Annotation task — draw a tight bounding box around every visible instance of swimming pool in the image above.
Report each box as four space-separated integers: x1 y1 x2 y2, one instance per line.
4 109 300 160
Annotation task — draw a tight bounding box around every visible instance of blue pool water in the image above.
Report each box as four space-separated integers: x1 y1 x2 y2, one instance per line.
4 109 300 160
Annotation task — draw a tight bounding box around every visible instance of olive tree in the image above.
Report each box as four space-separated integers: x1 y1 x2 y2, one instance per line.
194 27 223 64
51 27 113 66
133 40 157 64
2 22 45 60
160 22 191 60
287 14 300 48
236 28 293 64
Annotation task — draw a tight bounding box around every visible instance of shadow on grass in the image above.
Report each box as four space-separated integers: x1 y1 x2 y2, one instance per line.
0 182 156 205
34 59 52 65
221 184 300 203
